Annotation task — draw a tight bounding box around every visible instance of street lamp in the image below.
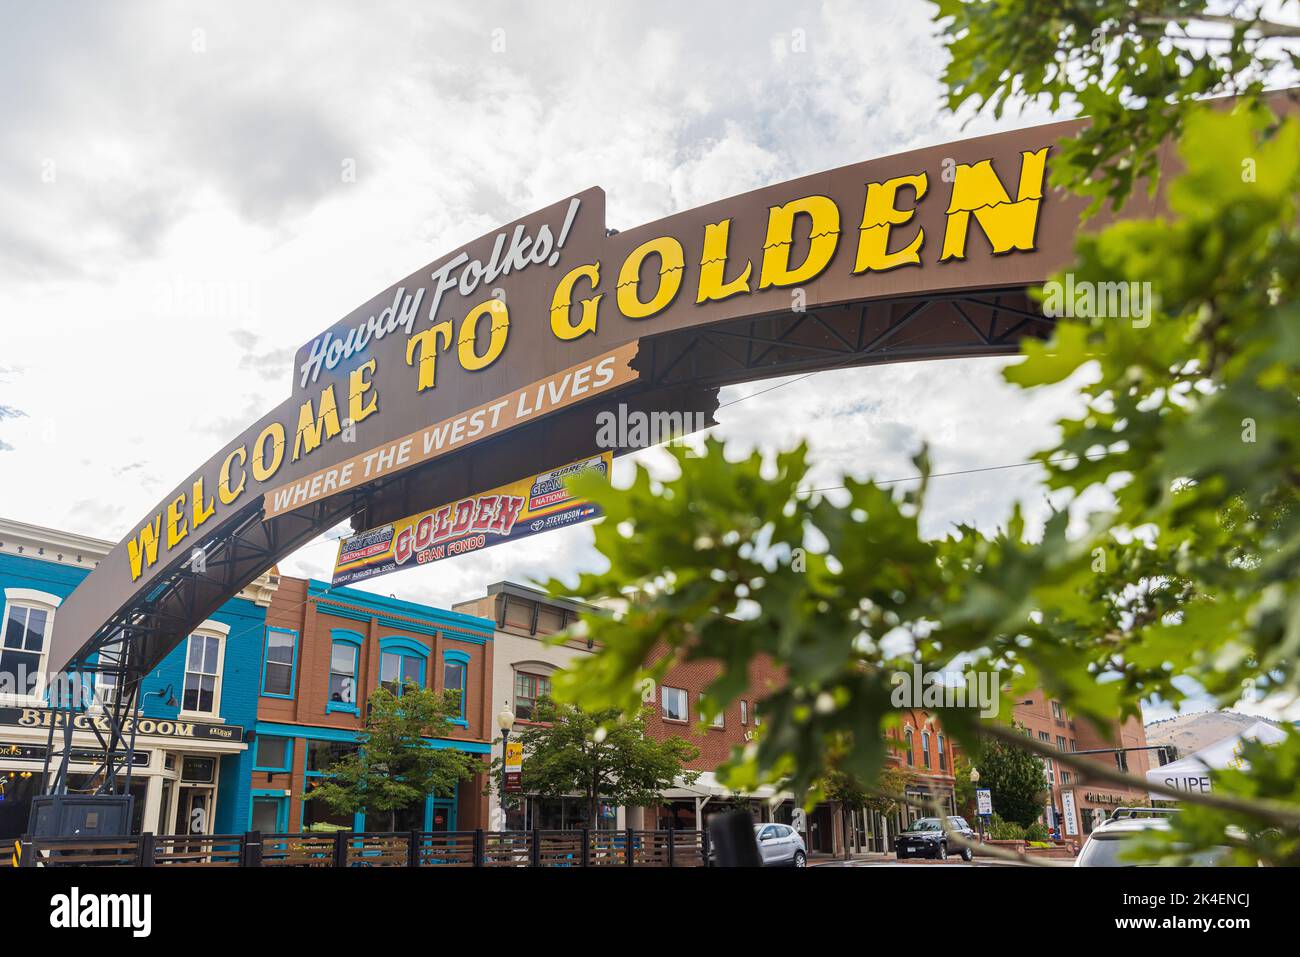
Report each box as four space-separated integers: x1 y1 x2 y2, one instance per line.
969 766 984 842
496 703 515 831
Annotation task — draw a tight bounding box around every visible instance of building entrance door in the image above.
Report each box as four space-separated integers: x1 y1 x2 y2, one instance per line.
177 786 213 836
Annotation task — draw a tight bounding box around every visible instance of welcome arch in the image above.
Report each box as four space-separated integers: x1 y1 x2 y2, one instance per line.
43 114 1165 794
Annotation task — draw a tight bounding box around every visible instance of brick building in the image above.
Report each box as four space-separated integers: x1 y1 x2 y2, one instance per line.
1011 690 1152 839
250 575 496 833
454 580 960 856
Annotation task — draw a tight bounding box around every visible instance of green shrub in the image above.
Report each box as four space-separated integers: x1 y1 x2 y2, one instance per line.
987 814 1025 841
1024 821 1050 842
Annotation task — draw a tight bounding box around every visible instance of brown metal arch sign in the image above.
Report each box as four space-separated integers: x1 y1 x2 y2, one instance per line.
51 115 1150 676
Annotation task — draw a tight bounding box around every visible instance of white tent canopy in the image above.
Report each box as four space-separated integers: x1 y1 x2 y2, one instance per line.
1147 720 1287 800
659 771 790 802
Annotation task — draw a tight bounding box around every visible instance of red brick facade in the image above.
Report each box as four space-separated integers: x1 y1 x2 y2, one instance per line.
255 575 496 832
1012 690 1151 838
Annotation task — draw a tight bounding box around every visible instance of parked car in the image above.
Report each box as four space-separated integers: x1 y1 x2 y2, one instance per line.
895 816 977 861
704 822 807 867
1075 808 1231 866
755 823 807 867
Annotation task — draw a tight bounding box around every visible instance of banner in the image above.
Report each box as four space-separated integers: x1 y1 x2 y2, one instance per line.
332 452 612 585
504 739 524 793
1061 789 1080 837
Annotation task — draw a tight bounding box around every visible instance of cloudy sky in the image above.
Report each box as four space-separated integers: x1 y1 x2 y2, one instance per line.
3 1 1276 721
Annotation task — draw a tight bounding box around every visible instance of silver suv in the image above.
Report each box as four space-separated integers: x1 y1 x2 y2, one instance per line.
1075 808 1229 866
755 823 807 867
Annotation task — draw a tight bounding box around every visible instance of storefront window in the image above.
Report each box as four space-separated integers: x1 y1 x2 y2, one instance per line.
306 740 357 773
511 795 617 831
255 736 292 772
302 780 354 831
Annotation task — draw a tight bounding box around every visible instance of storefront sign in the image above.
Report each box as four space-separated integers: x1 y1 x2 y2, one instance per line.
0 708 245 743
1083 790 1126 805
332 452 611 585
0 742 150 766
1061 789 1080 837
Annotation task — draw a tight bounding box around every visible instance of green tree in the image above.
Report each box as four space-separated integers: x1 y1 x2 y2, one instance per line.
952 753 976 818
498 699 700 829
976 737 1047 829
307 684 483 831
822 764 869 858
545 5 1300 863
864 765 912 822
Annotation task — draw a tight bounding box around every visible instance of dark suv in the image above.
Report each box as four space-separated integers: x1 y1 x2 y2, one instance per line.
895 816 977 861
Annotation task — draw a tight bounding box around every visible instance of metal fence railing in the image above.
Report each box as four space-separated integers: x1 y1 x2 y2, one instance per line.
16 828 713 868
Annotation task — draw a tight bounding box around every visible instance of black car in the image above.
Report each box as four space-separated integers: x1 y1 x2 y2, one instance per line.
895 816 977 861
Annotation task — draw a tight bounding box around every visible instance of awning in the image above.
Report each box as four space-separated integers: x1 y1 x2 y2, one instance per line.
1146 720 1287 800
658 771 791 802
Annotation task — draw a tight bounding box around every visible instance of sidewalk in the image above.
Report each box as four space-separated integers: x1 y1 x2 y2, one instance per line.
809 850 893 866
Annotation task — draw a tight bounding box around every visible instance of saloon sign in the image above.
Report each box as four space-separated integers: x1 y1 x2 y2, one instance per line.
2 708 245 743
53 113 1168 677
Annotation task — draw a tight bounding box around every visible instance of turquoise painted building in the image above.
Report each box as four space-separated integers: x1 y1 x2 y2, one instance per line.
0 517 277 839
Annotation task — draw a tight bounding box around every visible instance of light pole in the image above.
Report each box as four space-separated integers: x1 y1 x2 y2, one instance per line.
496 702 515 831
969 766 984 842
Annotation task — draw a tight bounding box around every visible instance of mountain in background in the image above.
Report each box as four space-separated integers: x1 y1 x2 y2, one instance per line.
1145 711 1285 762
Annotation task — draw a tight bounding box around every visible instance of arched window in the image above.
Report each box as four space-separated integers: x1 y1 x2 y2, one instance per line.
937 733 947 771
443 650 470 723
379 636 429 697
1 588 59 704
327 630 362 714
921 731 931 769
903 727 914 766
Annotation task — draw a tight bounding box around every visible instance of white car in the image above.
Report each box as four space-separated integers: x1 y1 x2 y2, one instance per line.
755 823 807 867
1075 808 1231 866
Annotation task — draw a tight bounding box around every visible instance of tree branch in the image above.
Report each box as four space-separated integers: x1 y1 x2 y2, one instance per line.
982 723 1300 827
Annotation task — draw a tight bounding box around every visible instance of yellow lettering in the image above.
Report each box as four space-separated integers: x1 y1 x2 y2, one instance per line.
696 219 752 303
127 515 162 581
293 384 342 462
550 263 603 340
406 321 453 392
458 299 510 371
348 359 379 424
251 422 285 482
854 172 928 273
940 148 1049 261
758 195 841 289
192 477 215 529
165 492 188 549
617 236 684 319
218 448 247 505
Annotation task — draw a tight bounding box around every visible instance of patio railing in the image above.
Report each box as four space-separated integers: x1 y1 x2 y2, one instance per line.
15 827 711 868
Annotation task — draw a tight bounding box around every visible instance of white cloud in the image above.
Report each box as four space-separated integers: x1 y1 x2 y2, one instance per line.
1 0 1073 614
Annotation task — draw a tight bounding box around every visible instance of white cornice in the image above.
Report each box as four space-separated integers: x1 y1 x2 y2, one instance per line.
0 516 112 568
0 515 280 605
